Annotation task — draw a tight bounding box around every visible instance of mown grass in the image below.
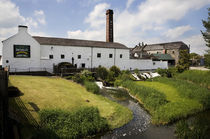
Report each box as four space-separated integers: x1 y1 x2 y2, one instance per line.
121 77 210 125
9 76 132 129
176 70 210 89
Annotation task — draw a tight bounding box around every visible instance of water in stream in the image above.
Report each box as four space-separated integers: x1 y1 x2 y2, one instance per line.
100 89 176 139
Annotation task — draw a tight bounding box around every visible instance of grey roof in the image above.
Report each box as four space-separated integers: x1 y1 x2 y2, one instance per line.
33 36 128 49
152 54 174 60
143 41 189 51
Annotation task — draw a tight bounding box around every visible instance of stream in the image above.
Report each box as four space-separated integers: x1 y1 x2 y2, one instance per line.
100 88 176 139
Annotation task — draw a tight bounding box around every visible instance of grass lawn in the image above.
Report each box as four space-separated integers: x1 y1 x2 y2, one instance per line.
9 75 132 129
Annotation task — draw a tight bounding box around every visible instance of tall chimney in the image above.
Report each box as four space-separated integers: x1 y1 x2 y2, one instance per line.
106 9 113 42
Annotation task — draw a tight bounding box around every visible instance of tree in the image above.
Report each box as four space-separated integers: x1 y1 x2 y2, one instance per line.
189 53 202 66
201 8 210 48
204 50 210 68
176 50 190 72
201 8 210 68
96 66 108 80
110 65 121 78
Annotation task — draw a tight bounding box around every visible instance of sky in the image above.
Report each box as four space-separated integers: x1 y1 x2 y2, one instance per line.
0 0 210 55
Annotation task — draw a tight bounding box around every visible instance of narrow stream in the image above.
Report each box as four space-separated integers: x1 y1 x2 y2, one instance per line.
100 88 176 139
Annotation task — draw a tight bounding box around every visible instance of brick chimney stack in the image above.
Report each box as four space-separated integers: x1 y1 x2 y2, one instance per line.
106 9 114 42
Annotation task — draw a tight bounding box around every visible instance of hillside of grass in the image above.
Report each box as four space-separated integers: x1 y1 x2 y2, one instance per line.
9 76 132 130
175 70 210 89
120 77 210 125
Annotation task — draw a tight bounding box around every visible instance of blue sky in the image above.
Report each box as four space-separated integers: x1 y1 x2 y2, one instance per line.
0 0 210 55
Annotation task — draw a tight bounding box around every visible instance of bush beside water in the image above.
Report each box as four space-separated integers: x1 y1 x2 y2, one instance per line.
38 107 109 138
84 81 100 94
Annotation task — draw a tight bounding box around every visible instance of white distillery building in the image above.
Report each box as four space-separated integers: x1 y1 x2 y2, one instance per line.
2 10 167 73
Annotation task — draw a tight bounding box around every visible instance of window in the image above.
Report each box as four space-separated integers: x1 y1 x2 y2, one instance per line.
78 55 81 59
97 53 101 58
81 63 85 68
6 60 9 63
172 51 175 54
49 55 53 59
61 54 65 59
109 54 113 58
120 54 123 58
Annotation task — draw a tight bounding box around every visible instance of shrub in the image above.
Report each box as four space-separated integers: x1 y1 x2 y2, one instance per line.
72 73 85 84
39 107 109 138
110 66 121 78
84 81 100 94
105 71 115 85
114 79 122 87
156 67 177 78
72 70 95 84
96 66 109 80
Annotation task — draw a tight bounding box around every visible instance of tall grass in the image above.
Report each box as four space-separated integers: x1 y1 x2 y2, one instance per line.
39 107 109 138
120 77 210 124
154 77 210 108
121 80 168 113
176 70 210 89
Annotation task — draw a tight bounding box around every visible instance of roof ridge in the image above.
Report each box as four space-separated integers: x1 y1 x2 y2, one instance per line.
32 36 128 49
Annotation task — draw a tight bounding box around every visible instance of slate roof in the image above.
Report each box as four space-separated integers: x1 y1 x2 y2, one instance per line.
143 41 189 51
33 36 128 49
152 54 174 60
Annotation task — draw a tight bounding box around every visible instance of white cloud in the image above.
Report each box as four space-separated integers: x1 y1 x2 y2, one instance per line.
67 0 210 54
85 3 110 28
34 10 46 25
164 25 192 39
126 0 135 9
67 29 104 41
0 0 47 55
183 34 208 55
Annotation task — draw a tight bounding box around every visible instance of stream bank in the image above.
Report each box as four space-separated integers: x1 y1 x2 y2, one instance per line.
100 88 176 139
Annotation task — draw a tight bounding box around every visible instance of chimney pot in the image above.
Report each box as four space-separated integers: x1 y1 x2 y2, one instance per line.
18 25 28 33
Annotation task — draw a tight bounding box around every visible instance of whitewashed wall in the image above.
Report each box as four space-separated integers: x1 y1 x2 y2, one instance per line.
2 27 41 72
2 26 168 72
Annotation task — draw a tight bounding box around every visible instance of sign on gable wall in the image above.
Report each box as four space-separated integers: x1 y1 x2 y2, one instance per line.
14 45 30 58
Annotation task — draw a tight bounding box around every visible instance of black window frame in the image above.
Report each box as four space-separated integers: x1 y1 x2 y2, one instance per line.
81 63 85 68
49 55 53 59
109 54 113 58
97 53 101 58
61 54 65 59
78 55 81 59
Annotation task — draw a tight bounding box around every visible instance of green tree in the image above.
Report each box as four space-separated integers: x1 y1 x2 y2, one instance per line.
201 8 210 48
110 65 121 78
202 8 210 68
189 53 202 66
176 50 190 72
204 50 210 68
96 66 108 80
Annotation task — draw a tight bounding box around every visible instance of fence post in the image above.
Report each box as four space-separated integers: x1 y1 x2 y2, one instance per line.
0 70 9 139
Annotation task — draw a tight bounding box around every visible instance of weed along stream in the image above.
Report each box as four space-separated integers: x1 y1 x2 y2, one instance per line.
99 88 176 139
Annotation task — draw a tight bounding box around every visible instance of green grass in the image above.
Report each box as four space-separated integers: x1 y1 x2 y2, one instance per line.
176 70 210 89
120 77 210 125
9 75 132 129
